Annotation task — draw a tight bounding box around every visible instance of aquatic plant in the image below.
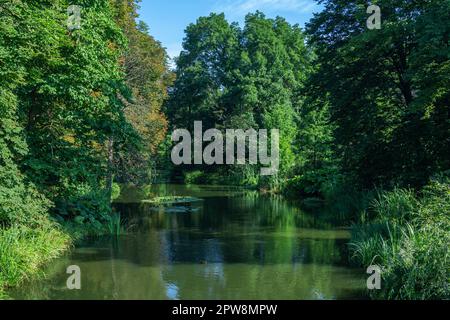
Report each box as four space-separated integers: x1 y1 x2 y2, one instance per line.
107 212 124 236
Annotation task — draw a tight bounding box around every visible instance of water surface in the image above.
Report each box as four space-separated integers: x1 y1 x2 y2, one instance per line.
9 185 367 300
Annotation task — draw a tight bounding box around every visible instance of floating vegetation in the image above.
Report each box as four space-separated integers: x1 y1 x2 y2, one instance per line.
139 196 204 214
150 206 201 214
141 196 204 206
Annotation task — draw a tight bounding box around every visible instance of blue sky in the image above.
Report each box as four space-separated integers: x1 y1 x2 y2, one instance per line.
138 0 322 61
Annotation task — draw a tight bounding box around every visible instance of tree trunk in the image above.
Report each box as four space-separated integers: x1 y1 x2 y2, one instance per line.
106 136 114 202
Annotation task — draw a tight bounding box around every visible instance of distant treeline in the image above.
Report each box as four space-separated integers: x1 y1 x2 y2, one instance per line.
166 1 449 195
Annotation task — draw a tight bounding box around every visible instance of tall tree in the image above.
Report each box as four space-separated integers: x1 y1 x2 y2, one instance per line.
113 0 173 184
0 0 50 226
306 0 450 188
0 0 137 227
167 13 240 131
238 13 311 184
167 12 311 187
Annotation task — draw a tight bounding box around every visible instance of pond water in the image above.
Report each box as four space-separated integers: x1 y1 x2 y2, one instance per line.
8 185 367 300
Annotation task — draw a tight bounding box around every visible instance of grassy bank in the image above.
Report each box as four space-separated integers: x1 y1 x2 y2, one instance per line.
281 171 449 299
0 188 124 298
0 215 125 298
349 178 450 299
0 223 71 298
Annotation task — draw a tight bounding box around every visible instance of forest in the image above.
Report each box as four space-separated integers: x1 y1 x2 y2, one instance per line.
0 0 449 300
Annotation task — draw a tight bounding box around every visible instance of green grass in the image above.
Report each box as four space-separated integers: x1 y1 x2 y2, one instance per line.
107 212 124 236
349 178 450 300
0 186 129 298
0 224 71 298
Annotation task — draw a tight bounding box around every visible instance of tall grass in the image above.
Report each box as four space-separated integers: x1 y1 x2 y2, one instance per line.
107 212 124 236
370 188 418 224
0 224 71 297
321 180 376 222
350 178 450 300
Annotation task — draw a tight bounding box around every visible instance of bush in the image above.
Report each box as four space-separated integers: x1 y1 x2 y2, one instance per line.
54 185 113 236
111 183 121 201
183 167 259 187
184 170 206 184
0 166 51 228
284 170 330 197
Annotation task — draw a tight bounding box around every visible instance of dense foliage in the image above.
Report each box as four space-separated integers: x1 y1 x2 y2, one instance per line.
0 0 169 294
166 12 311 188
304 0 449 299
114 0 173 184
0 0 448 300
306 0 450 189
165 1 449 299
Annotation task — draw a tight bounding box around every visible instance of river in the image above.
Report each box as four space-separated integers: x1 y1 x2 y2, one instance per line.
8 184 367 300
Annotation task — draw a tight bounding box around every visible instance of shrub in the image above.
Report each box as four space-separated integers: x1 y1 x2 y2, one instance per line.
184 170 206 184
111 183 121 201
54 186 113 235
284 170 330 197
0 167 51 228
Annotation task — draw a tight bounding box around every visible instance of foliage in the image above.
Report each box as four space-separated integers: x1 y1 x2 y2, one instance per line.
184 170 206 185
107 211 124 236
0 0 168 294
1 0 449 301
54 186 113 235
113 0 174 184
284 168 336 198
111 182 121 201
166 12 311 188
350 178 450 299
0 0 52 228
0 224 70 296
306 0 450 189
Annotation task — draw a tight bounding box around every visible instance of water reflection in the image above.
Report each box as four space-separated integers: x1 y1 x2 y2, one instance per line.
9 185 366 300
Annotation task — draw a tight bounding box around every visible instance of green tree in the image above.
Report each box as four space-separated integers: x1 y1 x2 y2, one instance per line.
166 13 240 131
167 12 311 188
238 13 310 186
113 0 173 184
0 0 50 226
306 0 450 189
3 0 134 225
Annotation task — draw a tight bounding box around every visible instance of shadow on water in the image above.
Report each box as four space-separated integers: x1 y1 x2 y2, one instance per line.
8 184 368 300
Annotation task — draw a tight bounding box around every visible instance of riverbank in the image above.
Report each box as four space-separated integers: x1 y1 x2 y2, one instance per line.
286 173 449 300
0 190 208 299
2 179 447 300
6 184 367 300
0 222 71 299
289 174 450 299
180 171 450 299
349 177 450 299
